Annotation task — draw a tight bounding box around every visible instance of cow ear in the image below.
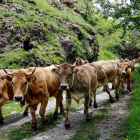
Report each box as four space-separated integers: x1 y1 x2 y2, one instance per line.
128 63 132 68
84 60 89 64
51 68 59 75
73 67 81 75
27 76 36 82
1 75 12 82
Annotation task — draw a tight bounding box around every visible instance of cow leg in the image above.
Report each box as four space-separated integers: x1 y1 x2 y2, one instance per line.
93 90 98 108
84 94 91 122
53 93 62 120
127 78 131 92
60 96 64 114
112 83 115 90
0 108 4 125
103 84 114 103
89 93 93 107
39 98 48 123
121 79 124 92
23 107 28 116
65 91 71 129
30 107 37 131
0 94 9 125
116 77 121 100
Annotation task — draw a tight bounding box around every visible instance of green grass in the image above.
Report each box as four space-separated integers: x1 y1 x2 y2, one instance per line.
121 67 140 140
2 101 26 118
69 109 108 140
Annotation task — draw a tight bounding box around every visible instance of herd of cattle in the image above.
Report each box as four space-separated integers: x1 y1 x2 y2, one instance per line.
0 57 136 131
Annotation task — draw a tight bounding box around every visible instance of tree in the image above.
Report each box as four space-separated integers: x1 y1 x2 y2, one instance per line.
93 0 140 34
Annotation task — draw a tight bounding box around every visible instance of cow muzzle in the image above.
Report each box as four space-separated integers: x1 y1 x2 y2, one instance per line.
14 96 23 101
59 84 69 90
122 72 126 75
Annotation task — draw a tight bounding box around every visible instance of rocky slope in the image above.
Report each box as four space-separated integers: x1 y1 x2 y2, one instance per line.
0 0 99 68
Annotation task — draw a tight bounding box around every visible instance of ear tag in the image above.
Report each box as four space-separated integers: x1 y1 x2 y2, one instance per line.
75 71 78 75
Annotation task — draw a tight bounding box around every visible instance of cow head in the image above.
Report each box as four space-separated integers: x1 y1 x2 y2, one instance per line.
121 62 132 75
2 68 36 101
73 57 89 66
51 63 80 90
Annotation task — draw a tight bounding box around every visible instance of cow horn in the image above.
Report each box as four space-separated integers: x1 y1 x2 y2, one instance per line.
27 68 36 75
3 69 13 75
52 60 60 69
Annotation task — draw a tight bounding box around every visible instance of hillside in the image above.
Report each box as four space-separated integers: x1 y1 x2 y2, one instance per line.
0 0 139 69
0 0 101 69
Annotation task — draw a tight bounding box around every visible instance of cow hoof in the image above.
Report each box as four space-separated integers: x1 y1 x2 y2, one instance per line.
110 100 114 103
86 118 91 122
60 110 64 114
129 89 131 92
94 104 98 108
116 96 119 101
84 109 86 114
0 120 4 125
31 126 37 131
65 124 70 129
23 112 28 117
89 103 92 107
53 114 57 120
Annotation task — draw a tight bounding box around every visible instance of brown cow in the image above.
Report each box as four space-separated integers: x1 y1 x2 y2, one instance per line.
128 59 135 72
121 62 132 92
74 57 114 103
0 78 9 125
51 63 97 129
3 66 64 131
0 70 28 125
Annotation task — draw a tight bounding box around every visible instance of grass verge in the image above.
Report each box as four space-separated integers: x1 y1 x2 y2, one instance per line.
69 109 108 140
121 67 140 139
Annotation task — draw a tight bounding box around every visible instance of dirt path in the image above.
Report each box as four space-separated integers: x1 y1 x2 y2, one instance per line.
0 94 66 131
0 83 131 140
33 83 131 140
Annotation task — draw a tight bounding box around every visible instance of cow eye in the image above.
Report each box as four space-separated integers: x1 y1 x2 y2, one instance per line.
12 81 14 85
69 73 72 77
24 81 27 85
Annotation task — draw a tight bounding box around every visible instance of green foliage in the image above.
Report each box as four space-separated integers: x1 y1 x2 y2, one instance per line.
71 37 87 60
70 109 108 140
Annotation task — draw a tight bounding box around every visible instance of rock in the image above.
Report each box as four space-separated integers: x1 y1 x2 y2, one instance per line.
10 7 16 11
61 37 74 63
62 1 74 8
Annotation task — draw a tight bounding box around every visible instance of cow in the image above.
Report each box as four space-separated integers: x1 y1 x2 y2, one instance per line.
121 58 129 62
0 70 28 125
0 77 9 125
128 59 135 72
121 61 133 92
97 60 122 100
74 57 114 103
3 66 64 131
51 63 98 129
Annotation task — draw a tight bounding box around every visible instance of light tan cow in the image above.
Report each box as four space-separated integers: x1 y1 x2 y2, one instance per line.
3 66 64 131
74 57 114 103
96 60 122 100
51 63 97 129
